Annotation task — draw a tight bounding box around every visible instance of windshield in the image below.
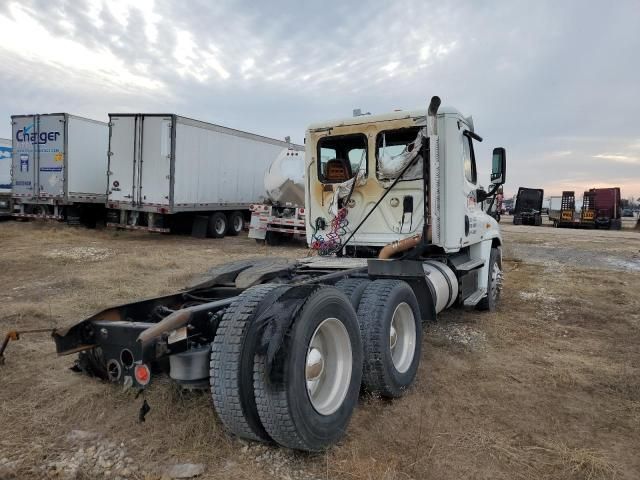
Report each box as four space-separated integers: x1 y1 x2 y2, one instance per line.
317 133 367 183
376 127 423 181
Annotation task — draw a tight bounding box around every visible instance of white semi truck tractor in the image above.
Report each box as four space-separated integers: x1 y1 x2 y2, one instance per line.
45 97 506 452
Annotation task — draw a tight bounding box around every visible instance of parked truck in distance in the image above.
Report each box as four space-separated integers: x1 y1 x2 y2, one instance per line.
106 114 293 236
512 187 544 225
46 96 507 452
11 114 108 225
248 146 306 245
0 138 12 217
591 187 622 229
550 188 622 229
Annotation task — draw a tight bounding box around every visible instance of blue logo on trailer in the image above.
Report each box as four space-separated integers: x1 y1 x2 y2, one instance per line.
20 153 29 172
16 122 61 145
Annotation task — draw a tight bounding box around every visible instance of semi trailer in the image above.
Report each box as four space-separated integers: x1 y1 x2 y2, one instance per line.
105 114 293 236
11 113 108 224
512 187 543 225
248 146 306 245
0 138 11 217
39 96 506 452
591 187 622 229
579 190 596 227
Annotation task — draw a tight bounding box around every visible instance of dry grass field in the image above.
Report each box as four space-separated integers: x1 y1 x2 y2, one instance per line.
0 219 639 479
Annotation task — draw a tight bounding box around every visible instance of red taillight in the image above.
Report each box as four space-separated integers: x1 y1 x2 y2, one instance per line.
134 364 151 386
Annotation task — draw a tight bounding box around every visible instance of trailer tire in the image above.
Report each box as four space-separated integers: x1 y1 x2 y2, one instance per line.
356 280 422 398
513 216 522 225
335 278 371 309
477 247 502 312
210 283 282 442
253 286 362 451
208 212 227 238
227 211 244 236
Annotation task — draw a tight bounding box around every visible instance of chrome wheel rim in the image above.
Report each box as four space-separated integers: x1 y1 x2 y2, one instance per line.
305 318 352 415
390 302 416 373
233 215 243 232
215 218 226 235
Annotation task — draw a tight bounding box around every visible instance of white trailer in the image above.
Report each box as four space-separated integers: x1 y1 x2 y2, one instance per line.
106 114 293 236
548 195 562 223
0 138 11 217
11 113 108 224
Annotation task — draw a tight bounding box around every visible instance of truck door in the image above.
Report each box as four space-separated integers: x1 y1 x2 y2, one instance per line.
12 116 37 198
37 114 65 199
461 129 484 246
108 116 137 205
139 116 172 207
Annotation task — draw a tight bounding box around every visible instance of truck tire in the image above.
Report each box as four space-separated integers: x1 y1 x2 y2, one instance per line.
208 212 227 238
335 278 371 309
477 247 502 312
356 280 422 398
513 216 522 225
210 283 281 442
227 211 244 236
253 286 363 451
535 214 542 226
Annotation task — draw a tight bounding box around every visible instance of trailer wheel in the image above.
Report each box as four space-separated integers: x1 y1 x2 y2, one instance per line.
513 216 522 225
210 283 281 442
227 211 244 236
477 247 502 311
208 212 227 238
356 280 422 398
253 286 362 451
335 278 371 309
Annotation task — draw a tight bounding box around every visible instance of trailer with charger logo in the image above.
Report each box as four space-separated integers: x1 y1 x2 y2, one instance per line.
19 96 507 452
11 113 108 225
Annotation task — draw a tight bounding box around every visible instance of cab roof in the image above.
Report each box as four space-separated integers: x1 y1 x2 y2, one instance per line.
306 106 465 131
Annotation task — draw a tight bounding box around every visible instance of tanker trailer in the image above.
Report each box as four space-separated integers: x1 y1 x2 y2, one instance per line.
248 145 305 245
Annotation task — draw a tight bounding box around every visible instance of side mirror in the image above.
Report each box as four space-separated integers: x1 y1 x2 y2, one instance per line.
491 147 506 185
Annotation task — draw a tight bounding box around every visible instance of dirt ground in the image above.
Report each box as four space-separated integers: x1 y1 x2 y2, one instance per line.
0 218 639 480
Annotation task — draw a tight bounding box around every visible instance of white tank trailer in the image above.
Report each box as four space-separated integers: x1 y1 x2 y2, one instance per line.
106 114 294 236
42 96 507 452
248 146 306 244
11 114 108 224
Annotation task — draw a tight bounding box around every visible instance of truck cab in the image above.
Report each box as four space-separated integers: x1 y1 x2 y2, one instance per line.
305 106 502 255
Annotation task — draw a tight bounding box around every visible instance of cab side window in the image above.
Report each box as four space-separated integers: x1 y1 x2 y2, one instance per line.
462 134 477 184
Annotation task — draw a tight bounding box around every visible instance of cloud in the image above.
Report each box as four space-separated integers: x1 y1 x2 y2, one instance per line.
0 0 638 197
593 154 639 164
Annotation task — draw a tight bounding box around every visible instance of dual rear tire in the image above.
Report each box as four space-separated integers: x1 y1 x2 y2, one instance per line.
211 285 363 451
208 211 244 238
210 279 422 451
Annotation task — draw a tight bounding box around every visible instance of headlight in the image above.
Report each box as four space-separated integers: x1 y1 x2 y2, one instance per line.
0 200 9 208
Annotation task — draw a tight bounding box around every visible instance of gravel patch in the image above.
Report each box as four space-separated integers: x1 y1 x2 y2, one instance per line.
45 246 114 262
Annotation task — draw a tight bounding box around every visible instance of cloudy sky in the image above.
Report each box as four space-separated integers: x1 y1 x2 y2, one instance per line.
0 0 638 198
